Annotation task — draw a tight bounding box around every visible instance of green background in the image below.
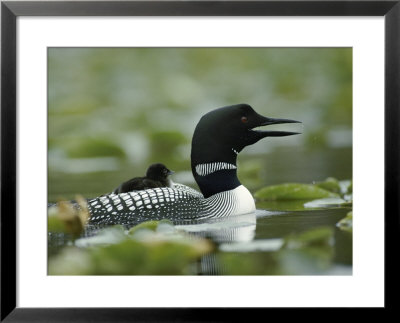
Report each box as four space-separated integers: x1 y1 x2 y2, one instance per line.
48 48 352 202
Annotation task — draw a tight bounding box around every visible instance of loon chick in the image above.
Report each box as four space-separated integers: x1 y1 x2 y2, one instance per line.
87 104 300 226
113 163 174 193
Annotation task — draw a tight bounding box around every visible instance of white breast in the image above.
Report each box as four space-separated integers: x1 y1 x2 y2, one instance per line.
230 185 256 215
201 185 256 218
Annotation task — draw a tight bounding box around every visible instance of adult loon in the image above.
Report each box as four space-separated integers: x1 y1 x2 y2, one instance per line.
87 104 300 227
113 163 174 193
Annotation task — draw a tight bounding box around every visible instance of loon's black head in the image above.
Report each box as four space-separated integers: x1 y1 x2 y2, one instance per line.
146 163 174 181
191 104 300 164
191 104 300 197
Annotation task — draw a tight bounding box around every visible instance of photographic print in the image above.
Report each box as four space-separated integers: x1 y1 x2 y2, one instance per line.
47 47 352 276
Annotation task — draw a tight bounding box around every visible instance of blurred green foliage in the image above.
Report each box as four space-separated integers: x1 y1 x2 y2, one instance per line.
148 130 189 168
49 220 213 275
48 48 353 275
65 137 127 159
48 47 352 201
48 218 347 275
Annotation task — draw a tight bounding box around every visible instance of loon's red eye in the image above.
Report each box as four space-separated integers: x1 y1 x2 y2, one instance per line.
241 116 248 123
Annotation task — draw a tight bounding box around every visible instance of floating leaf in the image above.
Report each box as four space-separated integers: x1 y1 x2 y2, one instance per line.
75 225 126 248
254 183 339 201
128 220 164 235
48 195 89 238
50 236 212 275
49 219 213 275
314 177 341 193
128 219 172 235
48 209 67 233
49 247 93 275
219 239 284 253
256 200 308 211
336 211 353 232
304 197 348 208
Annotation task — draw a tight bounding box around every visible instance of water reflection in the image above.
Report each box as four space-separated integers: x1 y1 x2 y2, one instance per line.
176 212 257 243
176 212 257 275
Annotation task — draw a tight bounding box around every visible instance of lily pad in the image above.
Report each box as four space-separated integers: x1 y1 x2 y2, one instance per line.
48 247 93 275
127 220 160 235
128 219 173 235
304 197 348 208
48 209 67 233
314 177 341 194
48 196 89 237
75 225 126 248
254 183 339 201
49 231 213 275
336 211 353 232
256 200 309 212
219 239 284 253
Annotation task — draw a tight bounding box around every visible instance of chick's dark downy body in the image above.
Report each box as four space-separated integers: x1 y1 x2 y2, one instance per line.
113 163 174 193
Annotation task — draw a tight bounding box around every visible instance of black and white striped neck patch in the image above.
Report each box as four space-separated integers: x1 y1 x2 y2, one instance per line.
195 162 237 176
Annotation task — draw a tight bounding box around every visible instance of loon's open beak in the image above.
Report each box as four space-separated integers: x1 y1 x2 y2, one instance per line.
253 116 301 137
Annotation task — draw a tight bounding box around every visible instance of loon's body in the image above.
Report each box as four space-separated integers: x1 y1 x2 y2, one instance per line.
87 104 299 227
113 163 174 194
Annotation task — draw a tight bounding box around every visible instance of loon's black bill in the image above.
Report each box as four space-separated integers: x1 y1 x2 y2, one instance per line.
262 131 301 137
167 170 175 175
253 116 301 137
261 117 301 126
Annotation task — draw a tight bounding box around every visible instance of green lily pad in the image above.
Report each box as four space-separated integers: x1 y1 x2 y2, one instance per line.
219 239 284 253
48 247 93 275
256 200 309 211
75 225 126 248
254 183 339 201
336 211 353 232
49 231 213 275
128 219 173 235
47 197 89 238
314 177 341 194
48 214 67 233
304 197 349 208
48 205 66 233
128 220 160 235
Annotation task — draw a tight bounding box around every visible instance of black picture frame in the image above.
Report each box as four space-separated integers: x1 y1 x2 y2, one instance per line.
1 1 398 321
